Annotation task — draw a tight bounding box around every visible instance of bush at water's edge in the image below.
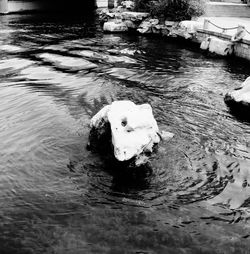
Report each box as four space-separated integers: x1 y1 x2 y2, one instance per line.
134 0 206 21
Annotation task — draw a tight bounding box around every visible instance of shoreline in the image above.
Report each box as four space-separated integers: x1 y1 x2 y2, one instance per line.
100 8 250 63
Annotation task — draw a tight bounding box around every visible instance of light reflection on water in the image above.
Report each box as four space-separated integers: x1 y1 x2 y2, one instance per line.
0 13 250 254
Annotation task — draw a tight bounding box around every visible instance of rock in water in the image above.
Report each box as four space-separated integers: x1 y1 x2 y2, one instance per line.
89 101 161 164
225 77 250 117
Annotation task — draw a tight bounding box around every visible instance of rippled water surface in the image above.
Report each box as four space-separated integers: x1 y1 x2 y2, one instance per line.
1 13 250 254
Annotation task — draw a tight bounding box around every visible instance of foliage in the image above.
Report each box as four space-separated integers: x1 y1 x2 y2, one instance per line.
134 0 206 21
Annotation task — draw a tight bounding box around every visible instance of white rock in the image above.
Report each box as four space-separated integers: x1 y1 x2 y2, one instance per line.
103 21 128 33
225 77 250 104
90 101 160 162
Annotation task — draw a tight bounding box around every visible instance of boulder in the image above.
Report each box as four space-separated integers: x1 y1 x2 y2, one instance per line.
103 20 128 33
225 77 250 108
89 101 161 165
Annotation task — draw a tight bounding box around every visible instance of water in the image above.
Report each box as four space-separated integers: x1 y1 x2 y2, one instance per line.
1 13 250 254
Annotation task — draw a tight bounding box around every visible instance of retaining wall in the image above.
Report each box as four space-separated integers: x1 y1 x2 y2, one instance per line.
196 29 250 61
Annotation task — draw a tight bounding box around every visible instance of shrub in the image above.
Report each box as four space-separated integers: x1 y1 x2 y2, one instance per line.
134 0 206 21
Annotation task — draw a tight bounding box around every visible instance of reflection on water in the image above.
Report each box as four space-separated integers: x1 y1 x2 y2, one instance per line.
1 13 250 254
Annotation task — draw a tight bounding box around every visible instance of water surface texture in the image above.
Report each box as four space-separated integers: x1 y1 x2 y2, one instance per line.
1 13 250 254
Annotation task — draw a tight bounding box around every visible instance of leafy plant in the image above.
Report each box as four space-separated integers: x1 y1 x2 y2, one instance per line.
134 0 206 21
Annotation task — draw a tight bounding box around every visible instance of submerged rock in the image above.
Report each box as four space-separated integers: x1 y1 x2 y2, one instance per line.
89 101 162 165
225 77 250 114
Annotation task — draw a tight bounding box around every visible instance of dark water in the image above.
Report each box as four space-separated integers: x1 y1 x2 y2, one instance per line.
1 12 250 254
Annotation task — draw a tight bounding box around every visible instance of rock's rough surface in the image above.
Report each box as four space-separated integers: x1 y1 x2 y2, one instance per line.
90 101 161 163
225 77 250 106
